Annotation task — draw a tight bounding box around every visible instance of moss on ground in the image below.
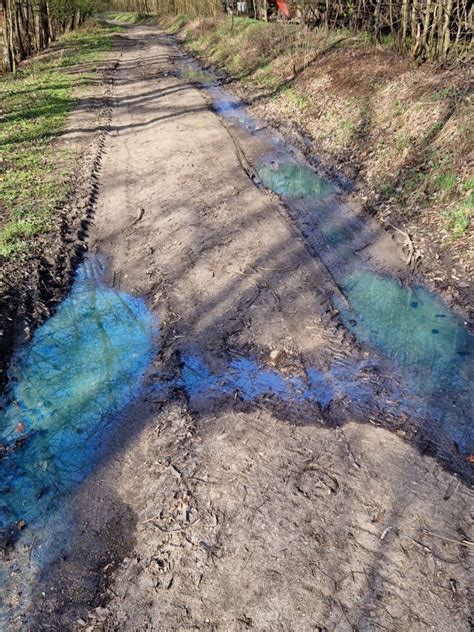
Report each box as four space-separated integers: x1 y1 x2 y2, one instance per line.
0 21 121 257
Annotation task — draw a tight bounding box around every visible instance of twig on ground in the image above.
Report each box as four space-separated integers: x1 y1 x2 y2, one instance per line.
382 219 420 267
419 529 474 548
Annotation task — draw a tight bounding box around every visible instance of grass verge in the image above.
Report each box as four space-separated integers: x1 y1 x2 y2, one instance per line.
0 20 121 257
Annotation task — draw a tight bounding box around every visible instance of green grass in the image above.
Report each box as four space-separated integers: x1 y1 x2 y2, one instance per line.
436 171 456 191
395 132 410 153
0 21 120 257
255 63 280 89
380 32 396 47
443 194 472 238
430 87 455 102
104 12 158 25
283 87 309 111
170 15 303 79
167 14 192 33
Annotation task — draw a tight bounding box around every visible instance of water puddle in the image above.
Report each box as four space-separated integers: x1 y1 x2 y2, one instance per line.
258 162 336 199
339 269 473 450
180 354 307 401
149 352 389 419
179 61 217 85
211 89 257 131
341 270 471 371
177 59 258 130
256 158 473 449
0 259 157 534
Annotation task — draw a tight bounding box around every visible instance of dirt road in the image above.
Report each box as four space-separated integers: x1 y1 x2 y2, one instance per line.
26 25 471 631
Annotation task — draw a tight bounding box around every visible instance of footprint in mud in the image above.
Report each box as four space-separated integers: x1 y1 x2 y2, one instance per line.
295 464 340 499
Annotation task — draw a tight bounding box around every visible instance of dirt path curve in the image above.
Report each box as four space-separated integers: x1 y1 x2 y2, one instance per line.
29 25 471 631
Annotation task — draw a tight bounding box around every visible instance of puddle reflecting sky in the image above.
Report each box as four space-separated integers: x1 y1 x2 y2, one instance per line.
174 51 472 450
258 163 336 199
156 341 470 451
184 65 473 452
0 259 157 531
341 269 471 375
178 60 257 130
182 354 380 410
253 158 472 451
340 268 473 449
149 353 383 420
179 61 217 85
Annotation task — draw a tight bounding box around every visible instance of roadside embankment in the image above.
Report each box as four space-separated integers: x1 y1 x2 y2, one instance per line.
164 15 473 313
0 21 120 386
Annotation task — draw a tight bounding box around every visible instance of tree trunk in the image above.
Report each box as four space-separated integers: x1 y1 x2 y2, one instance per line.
7 0 16 71
39 0 50 48
440 0 453 62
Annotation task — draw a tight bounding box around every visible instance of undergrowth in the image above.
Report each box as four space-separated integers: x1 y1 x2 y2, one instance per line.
0 21 121 257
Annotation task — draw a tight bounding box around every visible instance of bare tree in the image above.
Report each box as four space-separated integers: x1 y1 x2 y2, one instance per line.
1 0 93 72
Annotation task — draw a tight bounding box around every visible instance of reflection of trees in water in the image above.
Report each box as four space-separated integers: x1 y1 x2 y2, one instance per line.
0 252 471 533
340 268 473 449
0 261 156 530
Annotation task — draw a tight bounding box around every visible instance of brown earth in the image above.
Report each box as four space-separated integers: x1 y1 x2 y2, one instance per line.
7 24 471 631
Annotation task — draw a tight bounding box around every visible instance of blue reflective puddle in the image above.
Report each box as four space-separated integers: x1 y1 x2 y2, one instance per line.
146 338 471 452
181 354 309 401
258 162 336 199
164 62 472 451
248 122 472 451
148 353 384 418
178 60 257 129
340 270 471 373
0 259 157 532
339 269 473 450
179 61 217 85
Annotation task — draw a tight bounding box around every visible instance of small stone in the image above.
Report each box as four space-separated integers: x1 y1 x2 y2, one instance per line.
95 607 111 620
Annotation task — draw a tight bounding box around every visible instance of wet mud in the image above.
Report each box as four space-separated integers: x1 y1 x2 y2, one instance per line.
0 24 472 632
175 55 473 461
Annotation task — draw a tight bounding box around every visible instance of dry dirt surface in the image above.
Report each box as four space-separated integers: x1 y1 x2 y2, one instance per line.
24 25 472 631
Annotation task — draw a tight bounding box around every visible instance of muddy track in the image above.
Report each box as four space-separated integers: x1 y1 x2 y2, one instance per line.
2 25 472 631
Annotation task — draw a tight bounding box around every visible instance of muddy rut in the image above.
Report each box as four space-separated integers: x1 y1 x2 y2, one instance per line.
4 25 472 631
